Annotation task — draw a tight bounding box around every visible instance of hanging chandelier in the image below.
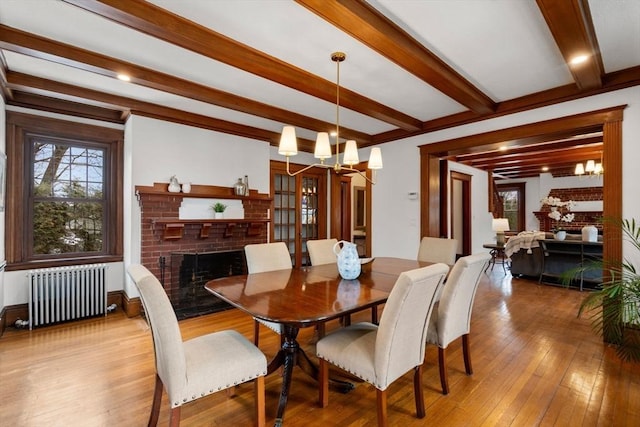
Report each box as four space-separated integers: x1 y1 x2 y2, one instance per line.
277 51 383 184
575 152 603 177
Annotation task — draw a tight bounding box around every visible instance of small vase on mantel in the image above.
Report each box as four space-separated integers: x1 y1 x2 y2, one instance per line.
234 178 246 196
554 230 567 241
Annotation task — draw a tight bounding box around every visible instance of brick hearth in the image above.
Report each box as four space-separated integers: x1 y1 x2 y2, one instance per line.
135 183 271 308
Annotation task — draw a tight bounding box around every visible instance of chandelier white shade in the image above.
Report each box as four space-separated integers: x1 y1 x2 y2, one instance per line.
277 51 382 184
574 154 603 177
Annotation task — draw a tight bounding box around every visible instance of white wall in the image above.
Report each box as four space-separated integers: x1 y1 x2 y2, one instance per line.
371 86 640 261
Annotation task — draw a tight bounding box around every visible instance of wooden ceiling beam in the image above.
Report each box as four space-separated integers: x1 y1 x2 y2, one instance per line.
536 0 603 90
7 90 124 123
296 0 496 114
62 0 422 131
484 150 603 171
6 71 317 151
454 136 602 163
0 24 372 144
421 106 622 157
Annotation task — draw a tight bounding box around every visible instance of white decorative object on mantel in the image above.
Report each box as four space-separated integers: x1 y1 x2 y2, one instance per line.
168 175 181 193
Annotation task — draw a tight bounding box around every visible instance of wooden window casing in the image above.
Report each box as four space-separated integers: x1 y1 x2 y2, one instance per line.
5 112 123 270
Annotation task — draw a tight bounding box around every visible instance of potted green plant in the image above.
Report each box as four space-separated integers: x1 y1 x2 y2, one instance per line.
570 218 640 362
212 202 227 219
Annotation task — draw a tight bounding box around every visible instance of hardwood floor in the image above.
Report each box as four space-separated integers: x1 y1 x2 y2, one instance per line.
1 270 639 426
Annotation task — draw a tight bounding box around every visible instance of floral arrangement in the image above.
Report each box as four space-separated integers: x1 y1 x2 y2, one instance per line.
541 196 575 232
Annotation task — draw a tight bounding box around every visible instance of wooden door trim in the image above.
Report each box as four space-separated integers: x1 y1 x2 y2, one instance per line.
450 171 472 255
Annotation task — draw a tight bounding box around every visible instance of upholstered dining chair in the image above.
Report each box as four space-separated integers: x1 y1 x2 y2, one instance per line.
127 264 267 427
244 242 292 346
417 236 459 265
425 252 491 395
306 238 338 266
316 263 450 427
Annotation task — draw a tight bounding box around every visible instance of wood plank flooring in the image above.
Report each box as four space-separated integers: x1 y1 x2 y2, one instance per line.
1 270 639 426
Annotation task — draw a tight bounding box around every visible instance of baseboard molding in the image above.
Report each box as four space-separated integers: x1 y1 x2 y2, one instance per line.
0 291 141 337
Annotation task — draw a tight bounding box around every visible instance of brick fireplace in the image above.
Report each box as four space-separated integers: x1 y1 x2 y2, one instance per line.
535 186 603 233
135 183 271 317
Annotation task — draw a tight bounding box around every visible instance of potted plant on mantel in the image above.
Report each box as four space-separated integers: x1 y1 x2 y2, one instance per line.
212 202 227 219
571 218 640 362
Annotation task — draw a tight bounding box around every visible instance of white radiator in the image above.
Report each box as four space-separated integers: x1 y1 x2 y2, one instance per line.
28 264 108 329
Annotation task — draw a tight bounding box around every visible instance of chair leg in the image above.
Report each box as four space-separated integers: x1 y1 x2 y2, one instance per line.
462 334 473 375
316 322 326 339
438 347 449 395
254 376 265 427
318 358 330 408
253 320 260 346
376 388 389 427
413 365 426 418
148 374 163 427
169 406 181 427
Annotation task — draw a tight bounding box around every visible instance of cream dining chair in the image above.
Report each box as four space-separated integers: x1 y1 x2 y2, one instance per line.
417 236 459 265
426 252 491 395
244 242 292 346
127 264 267 427
306 238 338 266
316 263 450 427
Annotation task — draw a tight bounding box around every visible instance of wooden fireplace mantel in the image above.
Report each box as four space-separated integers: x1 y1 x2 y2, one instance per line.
135 182 272 201
136 182 272 240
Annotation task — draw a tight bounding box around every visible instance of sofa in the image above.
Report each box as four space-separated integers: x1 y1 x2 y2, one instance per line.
510 246 544 278
507 231 603 283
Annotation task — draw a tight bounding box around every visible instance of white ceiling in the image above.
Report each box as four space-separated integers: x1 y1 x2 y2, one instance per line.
0 0 639 151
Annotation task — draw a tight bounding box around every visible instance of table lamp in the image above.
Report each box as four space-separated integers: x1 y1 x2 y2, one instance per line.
492 218 510 246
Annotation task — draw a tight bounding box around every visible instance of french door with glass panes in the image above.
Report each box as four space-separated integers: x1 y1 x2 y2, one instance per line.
271 161 327 267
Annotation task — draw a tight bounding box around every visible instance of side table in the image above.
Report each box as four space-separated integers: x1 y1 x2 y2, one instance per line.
483 243 509 274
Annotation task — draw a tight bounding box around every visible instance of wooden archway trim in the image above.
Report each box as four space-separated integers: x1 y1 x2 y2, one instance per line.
419 105 625 266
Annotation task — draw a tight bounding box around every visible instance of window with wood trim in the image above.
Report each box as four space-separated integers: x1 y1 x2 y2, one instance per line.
496 182 526 232
6 112 123 270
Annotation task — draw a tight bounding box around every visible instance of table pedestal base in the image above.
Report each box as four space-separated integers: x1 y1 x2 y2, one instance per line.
267 325 354 426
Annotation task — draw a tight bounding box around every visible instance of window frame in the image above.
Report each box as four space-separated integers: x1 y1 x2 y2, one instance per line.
496 182 526 232
6 112 123 270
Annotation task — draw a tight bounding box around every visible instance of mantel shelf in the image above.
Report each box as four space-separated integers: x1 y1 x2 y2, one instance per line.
152 218 270 240
136 182 272 201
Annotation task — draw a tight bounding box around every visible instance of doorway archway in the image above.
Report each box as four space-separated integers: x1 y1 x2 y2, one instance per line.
419 106 624 265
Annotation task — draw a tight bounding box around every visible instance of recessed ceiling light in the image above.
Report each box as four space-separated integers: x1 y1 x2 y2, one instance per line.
117 74 131 82
542 166 549 172
569 54 589 65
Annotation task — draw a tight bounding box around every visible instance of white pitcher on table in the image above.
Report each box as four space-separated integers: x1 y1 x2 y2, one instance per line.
333 240 361 280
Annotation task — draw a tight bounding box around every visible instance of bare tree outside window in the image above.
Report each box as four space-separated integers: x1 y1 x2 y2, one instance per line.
31 139 105 256
497 183 526 232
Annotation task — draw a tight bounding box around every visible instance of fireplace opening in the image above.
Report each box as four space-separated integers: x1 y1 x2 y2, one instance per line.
166 250 245 320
